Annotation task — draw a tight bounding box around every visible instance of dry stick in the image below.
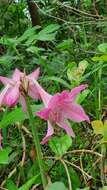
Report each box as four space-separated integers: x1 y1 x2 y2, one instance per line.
22 125 32 138
93 141 107 151
80 152 87 185
20 130 26 167
36 3 107 26
0 187 8 190
64 160 92 180
56 0 103 18
1 166 17 186
60 158 72 190
64 149 103 158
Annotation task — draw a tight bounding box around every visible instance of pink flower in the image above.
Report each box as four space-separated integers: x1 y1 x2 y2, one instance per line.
0 68 40 111
34 81 90 144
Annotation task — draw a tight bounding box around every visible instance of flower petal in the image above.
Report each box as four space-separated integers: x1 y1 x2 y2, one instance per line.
41 121 54 144
36 108 51 120
5 84 20 107
58 120 75 137
65 103 90 123
70 84 88 101
12 68 22 81
33 80 52 106
0 85 10 106
20 95 27 112
0 76 12 85
28 84 40 100
28 68 40 80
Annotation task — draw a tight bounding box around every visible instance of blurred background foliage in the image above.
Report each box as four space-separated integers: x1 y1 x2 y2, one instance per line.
0 0 107 189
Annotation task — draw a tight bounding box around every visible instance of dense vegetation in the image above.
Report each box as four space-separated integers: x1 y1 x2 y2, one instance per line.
0 0 107 190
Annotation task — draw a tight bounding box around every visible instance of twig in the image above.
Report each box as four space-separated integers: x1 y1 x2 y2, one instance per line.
56 1 103 19
60 158 72 190
20 131 26 167
65 149 103 158
64 159 92 179
22 125 32 138
80 152 87 184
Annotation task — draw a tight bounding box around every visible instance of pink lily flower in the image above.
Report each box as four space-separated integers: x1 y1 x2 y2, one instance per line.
34 80 90 144
0 68 40 111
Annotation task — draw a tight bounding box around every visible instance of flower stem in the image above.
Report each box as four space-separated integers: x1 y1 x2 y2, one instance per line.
101 142 106 186
26 96 47 189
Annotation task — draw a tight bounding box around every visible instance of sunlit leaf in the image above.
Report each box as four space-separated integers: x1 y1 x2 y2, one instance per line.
91 120 104 135
0 147 12 164
78 60 88 74
92 55 107 62
67 60 88 84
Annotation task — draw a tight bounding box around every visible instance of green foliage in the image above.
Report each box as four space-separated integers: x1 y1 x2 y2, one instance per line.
0 105 43 129
6 179 18 190
18 174 40 190
67 60 88 85
99 187 107 190
0 147 11 164
0 0 107 189
49 135 72 157
46 182 68 190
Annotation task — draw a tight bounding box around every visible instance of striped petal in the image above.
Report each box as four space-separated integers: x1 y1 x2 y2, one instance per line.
41 121 54 144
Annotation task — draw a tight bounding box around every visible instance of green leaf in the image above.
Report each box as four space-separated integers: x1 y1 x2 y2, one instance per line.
67 60 88 84
0 37 17 47
17 26 40 44
39 24 60 34
69 167 80 190
0 104 43 129
78 60 88 74
77 188 89 190
46 182 68 190
98 43 107 53
18 174 40 190
0 147 12 164
36 24 60 41
0 107 26 129
103 120 107 141
6 179 18 190
92 54 107 62
56 39 73 50
49 135 72 157
91 120 104 135
75 89 90 104
91 120 107 141
99 186 107 190
27 46 44 54
41 76 71 89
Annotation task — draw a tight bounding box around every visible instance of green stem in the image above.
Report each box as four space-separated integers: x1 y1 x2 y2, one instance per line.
101 142 106 186
26 96 47 189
